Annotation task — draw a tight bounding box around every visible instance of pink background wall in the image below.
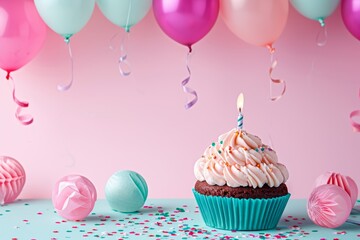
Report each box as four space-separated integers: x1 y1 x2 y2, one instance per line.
0 5 359 200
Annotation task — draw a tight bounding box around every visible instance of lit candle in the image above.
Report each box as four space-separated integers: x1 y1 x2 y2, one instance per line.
237 93 244 130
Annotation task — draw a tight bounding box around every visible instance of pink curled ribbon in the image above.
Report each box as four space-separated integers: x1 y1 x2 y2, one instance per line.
182 49 198 109
350 89 360 132
6 73 33 125
267 44 286 101
57 38 74 91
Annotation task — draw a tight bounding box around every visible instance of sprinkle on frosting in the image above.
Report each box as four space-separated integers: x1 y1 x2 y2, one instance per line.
194 128 289 188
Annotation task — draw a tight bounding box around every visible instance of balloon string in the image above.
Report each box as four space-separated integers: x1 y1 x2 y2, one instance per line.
267 45 286 101
109 32 120 51
118 32 131 76
316 25 328 47
350 89 360 132
6 74 33 125
124 0 132 33
181 50 198 109
57 39 74 91
115 0 133 76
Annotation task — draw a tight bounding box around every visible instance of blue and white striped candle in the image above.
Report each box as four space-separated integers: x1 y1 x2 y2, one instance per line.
237 93 244 130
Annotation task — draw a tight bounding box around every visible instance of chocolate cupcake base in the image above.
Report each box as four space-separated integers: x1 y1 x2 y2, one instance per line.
195 181 288 199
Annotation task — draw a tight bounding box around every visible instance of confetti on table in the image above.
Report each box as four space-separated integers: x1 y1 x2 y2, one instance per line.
0 199 359 239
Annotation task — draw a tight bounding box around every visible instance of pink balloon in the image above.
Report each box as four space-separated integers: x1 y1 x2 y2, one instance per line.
221 0 289 48
342 0 360 41
153 0 219 51
0 0 47 74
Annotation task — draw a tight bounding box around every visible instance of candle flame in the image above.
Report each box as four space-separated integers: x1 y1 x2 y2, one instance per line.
237 93 244 112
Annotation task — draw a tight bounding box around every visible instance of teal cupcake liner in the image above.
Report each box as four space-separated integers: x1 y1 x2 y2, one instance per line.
193 189 290 231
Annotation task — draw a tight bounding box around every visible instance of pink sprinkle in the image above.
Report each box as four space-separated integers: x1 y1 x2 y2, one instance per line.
37 212 43 215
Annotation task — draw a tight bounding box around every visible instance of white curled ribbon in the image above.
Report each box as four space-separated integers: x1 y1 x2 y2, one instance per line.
57 38 74 91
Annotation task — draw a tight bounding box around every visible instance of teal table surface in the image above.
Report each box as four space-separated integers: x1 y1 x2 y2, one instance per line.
0 199 359 240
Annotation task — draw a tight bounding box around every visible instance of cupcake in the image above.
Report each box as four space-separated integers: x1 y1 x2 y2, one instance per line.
193 95 290 230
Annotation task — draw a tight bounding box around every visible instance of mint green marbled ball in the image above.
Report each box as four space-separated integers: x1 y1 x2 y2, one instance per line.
105 170 148 213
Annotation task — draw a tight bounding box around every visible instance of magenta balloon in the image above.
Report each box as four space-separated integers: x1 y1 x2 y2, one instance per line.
0 0 47 74
342 0 360 41
153 0 219 51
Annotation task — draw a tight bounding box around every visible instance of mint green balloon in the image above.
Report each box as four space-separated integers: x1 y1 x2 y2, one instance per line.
96 0 151 32
34 0 95 39
290 0 339 24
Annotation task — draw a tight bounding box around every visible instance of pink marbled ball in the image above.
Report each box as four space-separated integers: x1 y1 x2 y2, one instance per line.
52 175 97 221
315 171 358 207
307 184 352 228
0 156 26 205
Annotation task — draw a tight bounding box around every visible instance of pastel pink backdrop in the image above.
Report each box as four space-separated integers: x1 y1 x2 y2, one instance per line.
0 6 359 200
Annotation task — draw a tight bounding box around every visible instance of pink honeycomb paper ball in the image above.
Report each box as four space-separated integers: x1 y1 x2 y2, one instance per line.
315 171 358 207
307 184 352 228
0 156 26 205
52 175 97 221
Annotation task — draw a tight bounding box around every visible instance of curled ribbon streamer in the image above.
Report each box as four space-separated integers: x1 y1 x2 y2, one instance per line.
6 74 33 125
109 32 131 76
267 45 286 101
115 1 132 77
182 50 198 109
350 89 360 132
57 39 74 91
316 25 328 47
118 32 131 77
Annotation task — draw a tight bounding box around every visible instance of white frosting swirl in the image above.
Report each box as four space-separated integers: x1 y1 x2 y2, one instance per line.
194 128 289 188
